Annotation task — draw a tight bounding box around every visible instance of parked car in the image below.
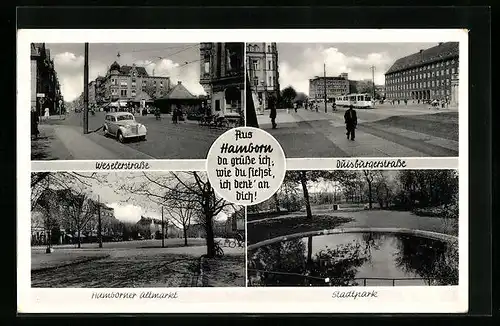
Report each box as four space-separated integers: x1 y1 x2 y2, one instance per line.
102 112 147 143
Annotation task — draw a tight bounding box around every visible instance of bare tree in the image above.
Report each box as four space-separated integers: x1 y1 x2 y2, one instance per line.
60 186 98 248
164 190 197 246
122 172 235 258
362 170 375 209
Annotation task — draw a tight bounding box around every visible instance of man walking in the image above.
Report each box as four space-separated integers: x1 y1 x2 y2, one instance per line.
31 107 40 139
269 96 277 129
344 105 357 141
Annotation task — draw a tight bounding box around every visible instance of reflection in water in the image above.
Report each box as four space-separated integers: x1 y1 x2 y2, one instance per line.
248 232 458 287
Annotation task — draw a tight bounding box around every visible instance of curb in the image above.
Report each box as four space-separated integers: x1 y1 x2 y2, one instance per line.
247 227 458 251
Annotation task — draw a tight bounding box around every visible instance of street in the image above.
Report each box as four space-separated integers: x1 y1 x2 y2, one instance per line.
258 103 459 158
32 111 228 160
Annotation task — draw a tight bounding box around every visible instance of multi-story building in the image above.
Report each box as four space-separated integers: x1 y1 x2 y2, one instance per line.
309 74 350 101
384 42 459 104
246 43 280 114
100 61 170 105
30 43 63 115
199 43 244 119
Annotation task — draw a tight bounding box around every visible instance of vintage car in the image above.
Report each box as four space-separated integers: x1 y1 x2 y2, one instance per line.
102 112 147 142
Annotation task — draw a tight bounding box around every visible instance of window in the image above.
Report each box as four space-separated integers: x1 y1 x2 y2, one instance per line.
431 81 435 87
117 114 134 121
120 80 127 86
215 99 221 111
268 61 272 70
160 81 163 88
204 61 210 74
120 89 127 97
111 88 117 95
252 60 259 71
131 90 136 97
452 68 456 74
111 79 117 85
432 71 435 77
267 45 271 52
269 76 272 86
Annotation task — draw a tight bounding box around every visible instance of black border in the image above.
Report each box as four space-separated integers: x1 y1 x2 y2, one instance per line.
13 5 492 320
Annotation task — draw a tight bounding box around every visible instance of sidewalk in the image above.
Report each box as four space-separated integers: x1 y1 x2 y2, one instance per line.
34 124 154 160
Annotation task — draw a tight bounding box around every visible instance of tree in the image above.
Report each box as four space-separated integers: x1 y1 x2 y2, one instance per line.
164 190 197 246
281 86 297 108
60 187 98 248
362 170 375 209
123 172 236 258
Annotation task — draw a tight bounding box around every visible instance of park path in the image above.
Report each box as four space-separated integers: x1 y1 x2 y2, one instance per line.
249 209 456 236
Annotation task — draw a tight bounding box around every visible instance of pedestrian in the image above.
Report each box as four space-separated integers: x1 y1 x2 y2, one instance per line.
294 102 298 113
44 107 50 119
31 107 40 139
344 105 357 141
269 96 277 129
172 106 178 124
404 99 408 105
398 99 400 105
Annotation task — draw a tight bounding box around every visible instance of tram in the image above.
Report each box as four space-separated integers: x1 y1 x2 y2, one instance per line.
335 93 374 109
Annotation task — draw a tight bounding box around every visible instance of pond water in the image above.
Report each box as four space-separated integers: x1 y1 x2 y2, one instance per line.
247 232 458 287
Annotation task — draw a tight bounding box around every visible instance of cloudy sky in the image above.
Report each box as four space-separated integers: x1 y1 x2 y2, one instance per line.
46 43 204 102
278 43 437 95
59 172 229 225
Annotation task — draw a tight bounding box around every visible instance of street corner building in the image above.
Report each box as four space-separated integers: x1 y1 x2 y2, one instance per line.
30 43 64 116
199 43 245 123
384 42 459 105
78 60 171 111
246 43 280 115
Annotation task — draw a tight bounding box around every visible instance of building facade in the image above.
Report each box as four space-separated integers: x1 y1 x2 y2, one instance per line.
199 43 244 118
384 42 459 103
309 74 350 101
246 43 280 114
100 61 170 105
30 43 63 115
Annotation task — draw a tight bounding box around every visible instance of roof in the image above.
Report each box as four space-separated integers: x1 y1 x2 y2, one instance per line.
386 42 459 74
158 81 197 100
310 76 346 81
132 90 152 102
120 65 149 77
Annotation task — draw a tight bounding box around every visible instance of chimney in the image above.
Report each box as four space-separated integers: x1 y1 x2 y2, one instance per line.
438 42 443 46
178 81 182 85
419 49 424 62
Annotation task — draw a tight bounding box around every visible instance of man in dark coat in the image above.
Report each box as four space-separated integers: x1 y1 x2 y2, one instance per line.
31 107 40 139
269 96 277 129
344 105 357 141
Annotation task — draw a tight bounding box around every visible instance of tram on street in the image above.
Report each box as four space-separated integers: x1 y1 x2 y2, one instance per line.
336 93 374 109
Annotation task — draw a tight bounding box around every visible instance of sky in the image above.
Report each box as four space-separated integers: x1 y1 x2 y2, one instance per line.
277 43 438 95
52 172 230 225
45 43 205 102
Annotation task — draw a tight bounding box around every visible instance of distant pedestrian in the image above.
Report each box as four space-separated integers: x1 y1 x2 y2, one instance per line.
44 107 50 119
404 99 408 105
172 106 178 124
294 102 298 113
269 96 277 129
344 105 357 141
397 99 400 105
31 107 40 139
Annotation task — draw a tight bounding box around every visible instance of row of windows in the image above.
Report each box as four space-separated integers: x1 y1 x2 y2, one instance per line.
387 78 453 91
387 58 457 79
110 78 165 87
252 76 277 87
247 44 274 53
387 67 458 84
388 89 451 97
250 59 276 71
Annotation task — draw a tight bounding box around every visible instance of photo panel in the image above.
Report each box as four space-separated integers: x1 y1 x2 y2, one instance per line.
29 42 244 161
30 171 246 288
245 42 460 158
247 169 459 287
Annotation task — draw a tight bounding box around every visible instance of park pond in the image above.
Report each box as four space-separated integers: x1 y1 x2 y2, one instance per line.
247 231 458 287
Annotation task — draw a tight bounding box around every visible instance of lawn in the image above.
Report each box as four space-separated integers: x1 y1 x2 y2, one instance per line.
247 214 353 245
